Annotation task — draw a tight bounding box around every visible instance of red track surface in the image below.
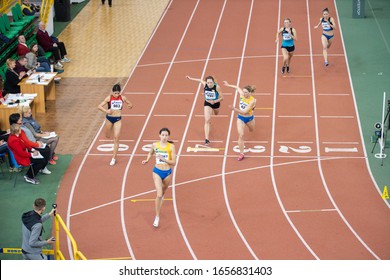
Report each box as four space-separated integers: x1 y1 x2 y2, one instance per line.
57 0 390 260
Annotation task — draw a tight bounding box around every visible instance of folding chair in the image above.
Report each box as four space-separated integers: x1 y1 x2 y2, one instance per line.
0 152 9 177
8 149 37 187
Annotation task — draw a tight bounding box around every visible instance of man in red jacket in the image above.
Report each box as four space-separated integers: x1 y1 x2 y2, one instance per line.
36 21 71 69
17 35 30 56
7 124 49 185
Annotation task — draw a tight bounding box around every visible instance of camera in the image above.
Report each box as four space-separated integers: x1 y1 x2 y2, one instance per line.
374 122 382 130
51 237 56 241
52 203 57 216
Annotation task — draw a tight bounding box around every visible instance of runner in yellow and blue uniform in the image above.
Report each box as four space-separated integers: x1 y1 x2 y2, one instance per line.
223 81 256 161
186 75 223 145
276 18 297 74
314 8 337 66
142 128 176 228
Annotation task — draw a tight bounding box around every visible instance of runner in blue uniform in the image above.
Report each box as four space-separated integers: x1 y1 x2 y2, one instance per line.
276 18 297 74
314 8 337 66
186 75 223 145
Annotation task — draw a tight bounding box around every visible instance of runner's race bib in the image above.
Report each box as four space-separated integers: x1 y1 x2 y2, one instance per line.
205 90 216 100
111 100 123 110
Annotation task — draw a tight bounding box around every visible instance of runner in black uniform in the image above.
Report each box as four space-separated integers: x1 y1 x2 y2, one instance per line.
186 75 223 145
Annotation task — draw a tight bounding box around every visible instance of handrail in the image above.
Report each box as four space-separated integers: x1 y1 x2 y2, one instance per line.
54 214 87 260
0 0 20 14
40 0 54 24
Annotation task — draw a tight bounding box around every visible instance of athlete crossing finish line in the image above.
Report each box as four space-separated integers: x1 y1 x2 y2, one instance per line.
186 75 224 145
223 81 257 161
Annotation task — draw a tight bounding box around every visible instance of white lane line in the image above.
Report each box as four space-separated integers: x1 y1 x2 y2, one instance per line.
324 147 358 153
308 0 380 259
88 153 134 156
322 141 359 144
286 209 337 213
121 114 146 117
153 114 187 117
220 0 259 260
279 93 311 96
194 114 229 117
318 93 350 96
98 139 135 142
232 140 268 143
163 92 194 95
277 141 314 144
268 0 319 259
254 115 271 118
319 116 354 119
278 115 312 118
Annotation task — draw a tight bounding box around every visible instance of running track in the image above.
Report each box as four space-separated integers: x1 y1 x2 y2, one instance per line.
57 0 390 260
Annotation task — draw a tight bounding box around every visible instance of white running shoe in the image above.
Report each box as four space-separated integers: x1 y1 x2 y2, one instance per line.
40 167 52 174
153 216 160 228
55 62 63 68
61 57 71 63
109 158 116 166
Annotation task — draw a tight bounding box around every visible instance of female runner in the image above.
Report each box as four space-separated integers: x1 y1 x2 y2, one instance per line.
276 18 297 74
186 75 223 145
223 81 256 161
314 8 337 66
142 128 176 228
98 83 133 166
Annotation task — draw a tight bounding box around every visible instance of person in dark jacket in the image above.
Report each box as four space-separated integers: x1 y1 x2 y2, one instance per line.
4 58 26 94
21 198 55 260
36 21 70 69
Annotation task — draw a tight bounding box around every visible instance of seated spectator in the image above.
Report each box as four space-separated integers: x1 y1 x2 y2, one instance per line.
7 124 50 185
9 113 52 166
15 56 33 78
21 0 40 16
1 126 21 172
4 58 26 94
36 21 71 70
17 35 30 56
26 44 51 72
21 106 59 165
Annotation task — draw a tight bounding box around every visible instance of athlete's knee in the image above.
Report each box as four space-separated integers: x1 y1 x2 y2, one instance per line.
156 192 164 200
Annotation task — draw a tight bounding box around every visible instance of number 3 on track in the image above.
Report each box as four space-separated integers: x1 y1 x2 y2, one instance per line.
233 145 266 153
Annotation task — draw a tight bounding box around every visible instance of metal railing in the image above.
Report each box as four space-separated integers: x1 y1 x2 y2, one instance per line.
54 213 87 260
